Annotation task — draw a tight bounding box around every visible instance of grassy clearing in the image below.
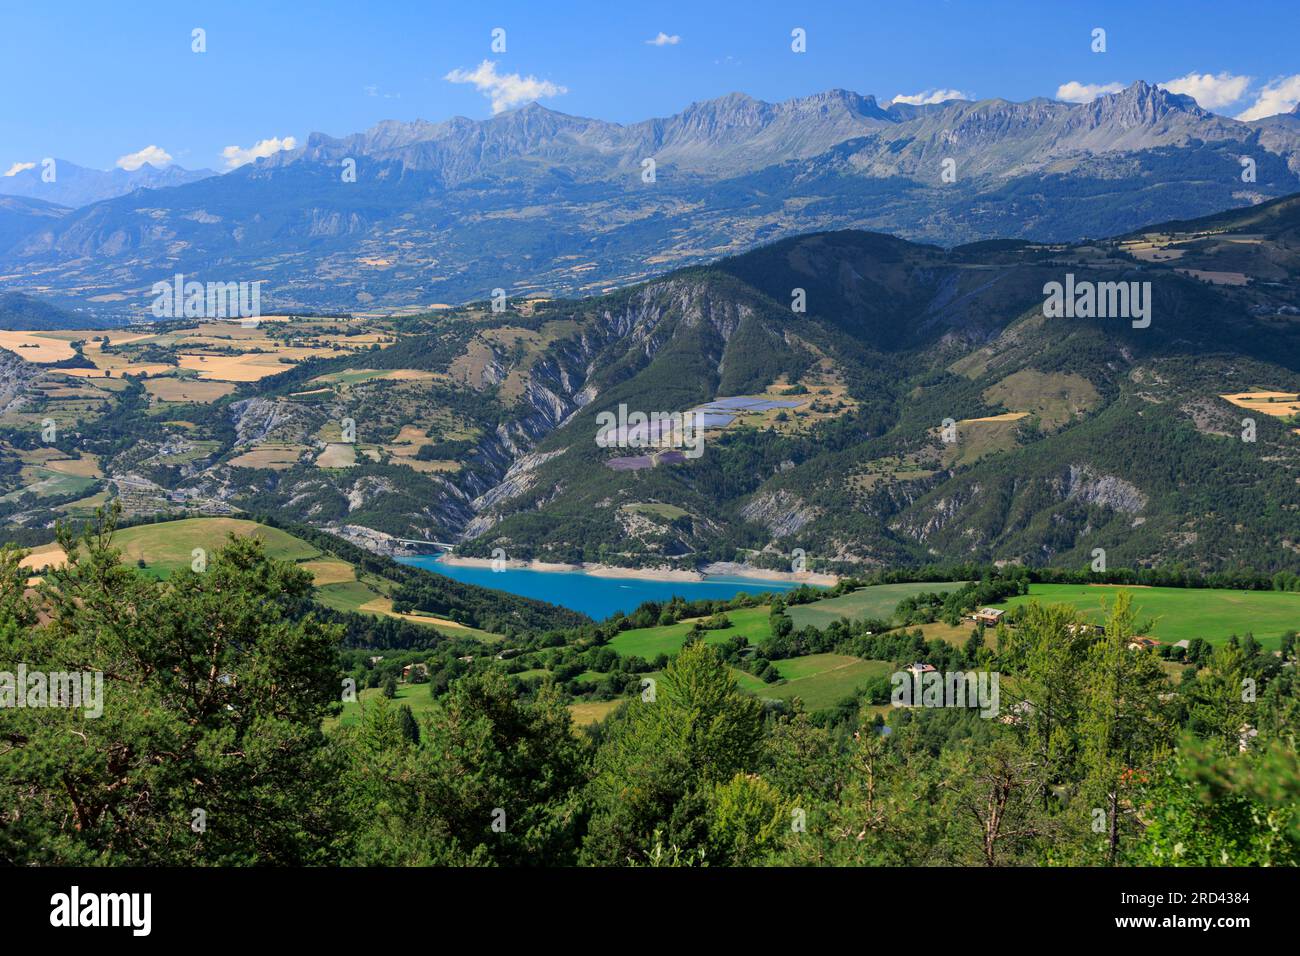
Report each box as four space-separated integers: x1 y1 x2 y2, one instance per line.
568 698 624 726
325 682 436 732
610 605 772 658
983 369 1100 430
891 620 975 647
758 655 893 711
227 443 307 470
0 467 99 502
40 454 103 478
19 517 318 577
788 582 966 630
620 502 690 520
144 377 236 403
300 559 356 586
115 518 320 576
944 415 1024 467
995 584 1299 648
585 652 893 722
316 443 357 468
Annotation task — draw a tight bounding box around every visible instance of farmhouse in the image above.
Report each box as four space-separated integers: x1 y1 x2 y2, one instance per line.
1128 637 1162 650
971 607 1005 626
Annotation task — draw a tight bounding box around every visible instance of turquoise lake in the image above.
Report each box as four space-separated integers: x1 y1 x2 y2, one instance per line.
396 555 808 620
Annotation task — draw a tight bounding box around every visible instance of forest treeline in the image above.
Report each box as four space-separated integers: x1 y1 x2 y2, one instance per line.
1 522 1296 867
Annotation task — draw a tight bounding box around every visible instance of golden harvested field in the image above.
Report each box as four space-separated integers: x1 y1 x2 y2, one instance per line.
42 455 102 478
389 425 428 449
145 377 237 403
399 459 462 473
300 559 356 586
357 595 471 630
227 443 307 470
1221 391 1300 418
65 365 175 378
19 541 67 572
178 352 296 381
961 411 1030 423
316 443 357 468
568 699 623 726
0 331 76 362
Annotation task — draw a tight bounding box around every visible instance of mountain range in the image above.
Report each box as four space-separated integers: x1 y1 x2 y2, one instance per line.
0 160 215 209
18 192 1290 576
2 82 1299 314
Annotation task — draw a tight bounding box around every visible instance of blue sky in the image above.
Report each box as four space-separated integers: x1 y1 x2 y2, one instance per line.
2 0 1298 174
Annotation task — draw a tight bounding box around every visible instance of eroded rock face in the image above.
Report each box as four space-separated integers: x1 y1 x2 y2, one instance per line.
228 398 299 446
741 490 821 539
1063 464 1147 514
347 475 396 512
0 349 43 411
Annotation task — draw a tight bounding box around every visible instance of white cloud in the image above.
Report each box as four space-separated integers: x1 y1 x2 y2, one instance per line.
3 161 35 177
1236 74 1300 121
1159 71 1251 109
116 145 172 171
444 60 568 114
1055 81 1126 103
220 136 298 170
646 32 681 46
891 89 971 106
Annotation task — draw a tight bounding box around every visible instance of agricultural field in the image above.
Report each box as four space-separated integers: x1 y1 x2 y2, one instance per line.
15 516 491 637
573 652 892 721
1220 390 1300 433
0 317 391 389
315 442 357 468
788 581 967 630
758 654 893 711
227 443 308 470
568 698 624 726
609 605 774 658
18 516 320 576
325 682 436 732
0 465 100 503
143 377 235 403
993 584 1300 648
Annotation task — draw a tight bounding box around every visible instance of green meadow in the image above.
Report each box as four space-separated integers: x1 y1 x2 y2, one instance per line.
0 466 98 502
995 584 1299 648
609 605 773 658
757 654 893 710
788 581 966 630
621 654 891 715
325 682 436 732
111 517 320 577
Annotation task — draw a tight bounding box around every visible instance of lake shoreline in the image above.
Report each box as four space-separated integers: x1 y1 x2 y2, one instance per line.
429 554 839 587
